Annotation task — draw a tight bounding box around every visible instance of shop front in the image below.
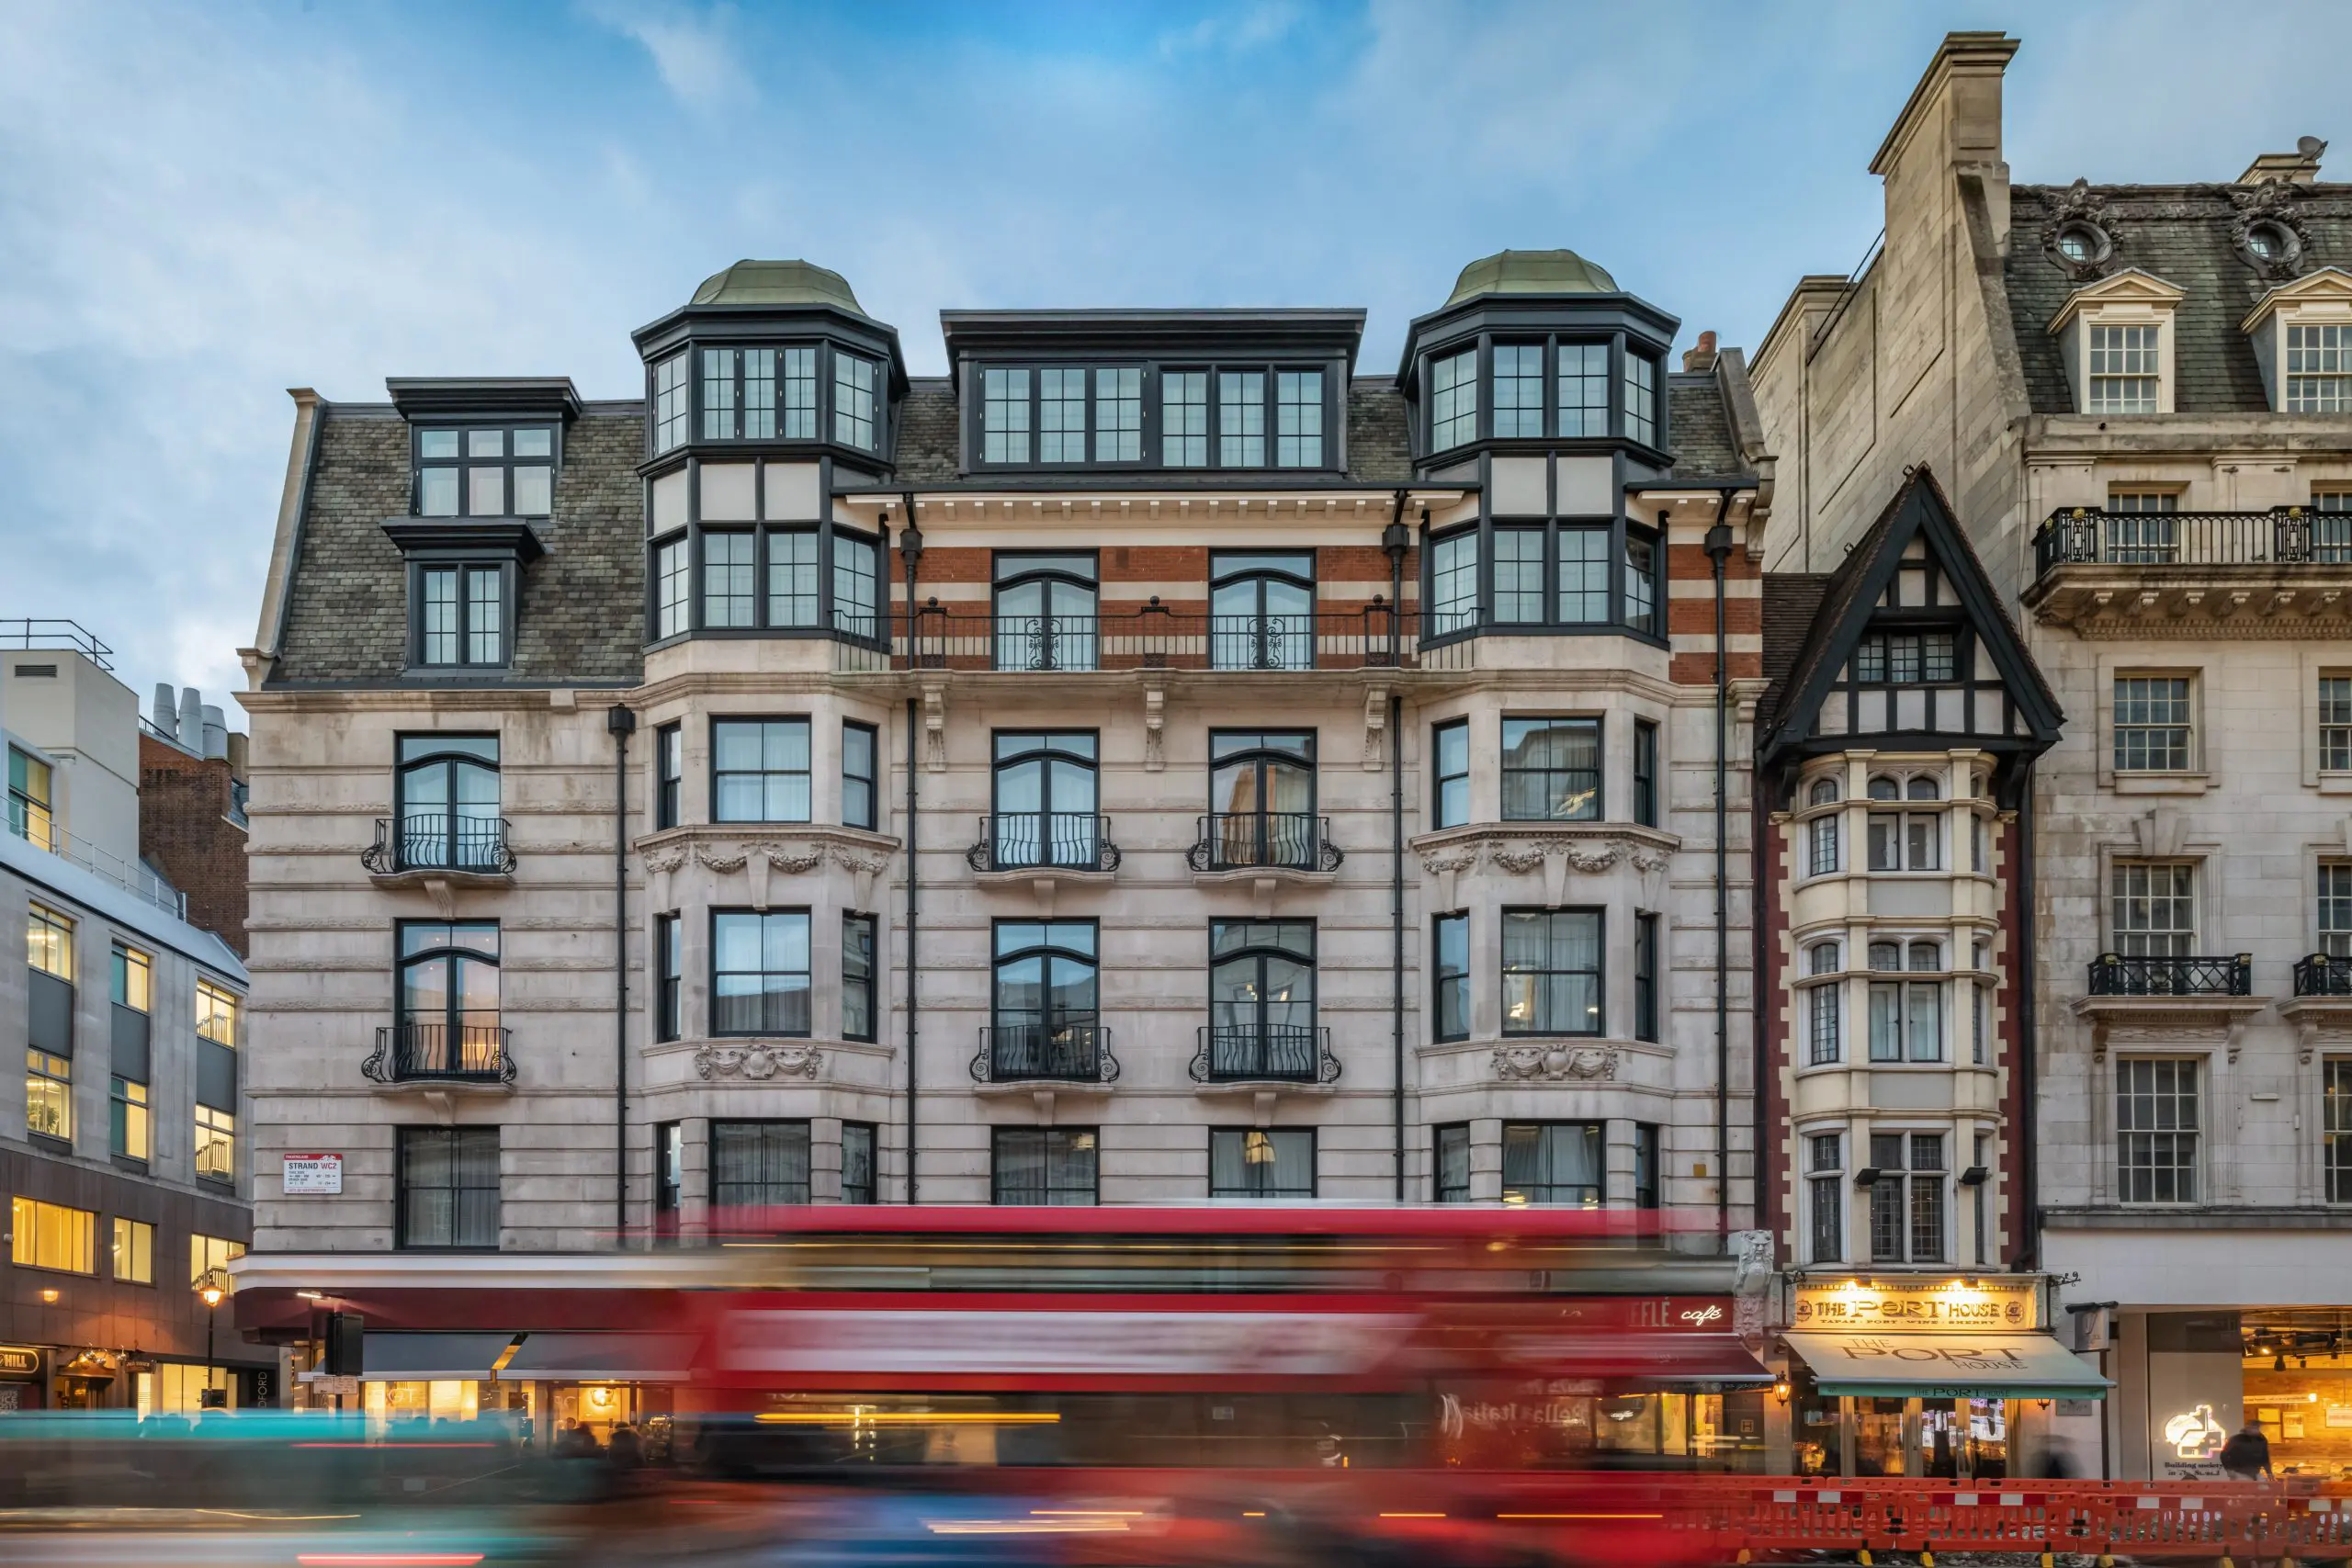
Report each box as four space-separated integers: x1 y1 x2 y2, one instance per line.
0 1346 41 1412
313 1330 691 1461
1776 1278 2109 1478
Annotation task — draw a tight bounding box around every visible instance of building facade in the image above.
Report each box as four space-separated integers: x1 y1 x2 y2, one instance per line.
2 626 256 1411
235 253 1772 1439
1750 30 2352 1479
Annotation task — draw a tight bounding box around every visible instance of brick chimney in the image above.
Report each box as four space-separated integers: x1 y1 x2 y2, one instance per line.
1682 331 1719 372
2240 137 2326 185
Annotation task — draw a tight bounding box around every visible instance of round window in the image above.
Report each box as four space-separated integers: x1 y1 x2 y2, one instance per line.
2246 220 2293 263
2052 220 2112 269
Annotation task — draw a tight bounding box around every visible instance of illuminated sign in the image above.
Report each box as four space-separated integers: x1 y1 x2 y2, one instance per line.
0 1347 40 1378
2163 1404 2226 1461
1792 1278 2037 1332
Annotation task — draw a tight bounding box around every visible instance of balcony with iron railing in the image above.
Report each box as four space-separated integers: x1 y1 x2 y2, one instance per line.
899 600 1421 674
1186 813 1342 876
971 1015 1118 1087
966 813 1121 876
362 813 516 878
1190 1023 1340 1086
2086 953 2253 997
2025 507 2352 630
364 1021 514 1086
2296 953 2352 997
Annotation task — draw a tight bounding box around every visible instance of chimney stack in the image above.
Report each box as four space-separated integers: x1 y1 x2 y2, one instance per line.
1682 330 1719 372
176 687 203 751
153 683 177 733
200 704 228 761
2240 136 2327 186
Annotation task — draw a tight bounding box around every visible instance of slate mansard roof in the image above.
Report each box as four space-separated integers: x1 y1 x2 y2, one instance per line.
2006 180 2352 415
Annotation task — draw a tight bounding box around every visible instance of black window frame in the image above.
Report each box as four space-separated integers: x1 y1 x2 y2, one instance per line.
1633 1122 1661 1210
395 1125 501 1252
391 733 503 873
408 559 513 671
842 719 878 831
990 1126 1100 1206
650 338 884 461
711 1119 813 1213
1501 907 1604 1038
711 716 813 825
655 722 683 829
1432 718 1471 829
654 913 682 1044
710 908 813 1038
1206 728 1319 869
1433 911 1470 1043
968 359 1340 474
1634 911 1659 1043
1208 551 1317 672
411 420 561 520
1419 331 1664 451
990 918 1100 1074
1501 716 1603 822
1499 1120 1605 1207
842 910 877 1043
697 345 820 442
1208 1127 1317 1199
841 1121 878 1204
990 730 1102 870
991 552 1101 672
1434 1122 1472 1203
393 919 502 1071
1807 1132 1844 1263
1206 918 1318 1071
1632 717 1659 828
653 1121 683 1236
832 527 882 641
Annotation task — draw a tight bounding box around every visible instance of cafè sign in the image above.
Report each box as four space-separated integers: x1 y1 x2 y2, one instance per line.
1792 1279 2036 1333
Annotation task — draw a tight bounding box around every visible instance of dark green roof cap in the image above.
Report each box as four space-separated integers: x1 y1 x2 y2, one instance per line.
1445 249 1618 307
690 259 863 313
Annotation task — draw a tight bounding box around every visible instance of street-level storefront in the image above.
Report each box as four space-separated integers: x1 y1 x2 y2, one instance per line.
301 1328 688 1459
1775 1277 2109 1478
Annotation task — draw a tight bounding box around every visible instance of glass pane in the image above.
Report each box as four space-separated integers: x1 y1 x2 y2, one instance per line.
468 466 504 516
511 465 552 515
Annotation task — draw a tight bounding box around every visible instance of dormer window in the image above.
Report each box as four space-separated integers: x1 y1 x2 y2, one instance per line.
2086 325 2160 413
2287 324 2352 412
971 361 1329 470
832 352 878 449
652 354 689 453
414 425 555 517
418 565 506 668
1623 351 1657 446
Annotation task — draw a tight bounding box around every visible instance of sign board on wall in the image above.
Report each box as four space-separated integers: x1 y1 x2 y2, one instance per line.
0 1346 41 1379
1792 1278 2038 1333
282 1154 343 1195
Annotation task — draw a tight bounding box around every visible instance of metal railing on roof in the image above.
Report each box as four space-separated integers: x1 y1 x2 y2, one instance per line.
1807 230 1884 361
6 816 186 919
0 620 114 671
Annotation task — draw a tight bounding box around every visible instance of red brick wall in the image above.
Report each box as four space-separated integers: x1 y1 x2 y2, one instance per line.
138 735 248 957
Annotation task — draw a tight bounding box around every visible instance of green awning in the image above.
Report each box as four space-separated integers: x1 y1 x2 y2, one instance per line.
1785 1331 2110 1400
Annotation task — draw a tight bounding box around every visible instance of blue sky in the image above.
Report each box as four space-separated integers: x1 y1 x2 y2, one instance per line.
4 0 2346 713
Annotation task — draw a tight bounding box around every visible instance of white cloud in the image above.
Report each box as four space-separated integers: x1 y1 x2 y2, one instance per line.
1157 1 1303 59
581 0 754 113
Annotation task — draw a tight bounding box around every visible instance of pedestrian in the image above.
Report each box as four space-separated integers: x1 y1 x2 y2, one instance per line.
2219 1418 2272 1482
606 1421 642 1469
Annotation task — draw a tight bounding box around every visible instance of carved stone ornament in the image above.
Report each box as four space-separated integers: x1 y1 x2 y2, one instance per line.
694 1043 822 1081
2040 179 2118 282
2228 179 2311 282
640 846 688 875
1492 1043 1620 1082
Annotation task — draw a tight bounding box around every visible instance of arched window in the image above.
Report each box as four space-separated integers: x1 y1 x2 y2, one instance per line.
1907 941 1942 972
1906 775 1940 801
1809 942 1841 976
1809 777 1840 807
1868 941 1902 972
394 920 502 1079
994 554 1099 671
1868 775 1900 801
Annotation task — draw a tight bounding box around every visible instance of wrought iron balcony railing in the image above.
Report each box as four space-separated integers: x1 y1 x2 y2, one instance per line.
1186 812 1342 874
364 1022 514 1085
2295 953 2352 997
966 813 1121 874
2086 953 2253 998
900 601 1417 673
972 1016 1118 1085
2033 506 2352 579
363 813 515 875
1190 1023 1340 1085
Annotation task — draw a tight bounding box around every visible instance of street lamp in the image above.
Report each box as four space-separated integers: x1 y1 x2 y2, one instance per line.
195 1269 227 1408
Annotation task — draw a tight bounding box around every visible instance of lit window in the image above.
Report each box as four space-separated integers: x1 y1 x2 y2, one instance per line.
1556 343 1609 436
27 1048 71 1141
7 747 53 852
1501 908 1602 1036
1161 371 1207 467
2114 676 2193 772
1094 368 1141 463
195 1105 236 1183
197 979 237 1048
11 1196 95 1273
1274 370 1323 467
652 355 689 451
112 1217 153 1284
111 1076 150 1161
1623 351 1657 445
1209 1128 1315 1198
2287 323 2352 412
1430 349 1477 450
190 1231 245 1284
2086 324 2159 413
2117 1059 2198 1202
113 944 151 1012
1218 370 1266 467
832 353 877 450
1492 344 1544 438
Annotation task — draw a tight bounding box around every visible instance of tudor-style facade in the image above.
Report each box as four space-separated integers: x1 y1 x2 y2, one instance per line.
1756 469 2075 1478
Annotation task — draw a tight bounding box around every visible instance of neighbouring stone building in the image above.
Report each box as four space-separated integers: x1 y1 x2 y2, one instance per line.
232 252 1777 1447
1752 30 2352 1480
2 626 257 1411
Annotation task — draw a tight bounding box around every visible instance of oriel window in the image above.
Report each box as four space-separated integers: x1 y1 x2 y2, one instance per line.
712 910 812 1036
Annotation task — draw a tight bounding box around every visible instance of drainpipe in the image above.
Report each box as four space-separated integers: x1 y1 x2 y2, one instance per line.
1702 496 1736 1242
606 703 637 1240
2017 762 2040 1270
899 503 924 1204
1383 492 1409 1201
